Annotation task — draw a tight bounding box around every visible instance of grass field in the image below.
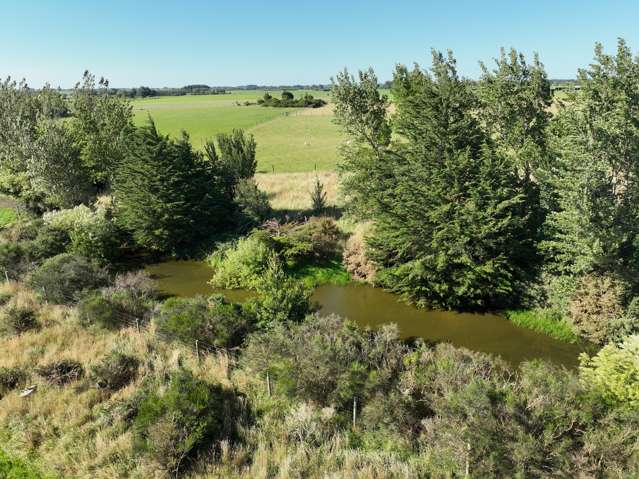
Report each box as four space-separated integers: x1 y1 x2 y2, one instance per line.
132 90 341 173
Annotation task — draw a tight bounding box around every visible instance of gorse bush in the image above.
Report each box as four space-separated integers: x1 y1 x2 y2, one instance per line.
272 217 343 263
155 295 250 348
208 234 276 289
132 369 243 474
27 253 109 304
90 351 139 391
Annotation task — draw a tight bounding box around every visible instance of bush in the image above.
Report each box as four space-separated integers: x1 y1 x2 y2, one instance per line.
0 367 27 397
272 217 343 263
90 352 139 391
342 227 376 282
0 302 39 335
155 295 249 348
243 258 314 328
579 335 639 406
29 225 70 260
233 178 272 230
27 253 109 304
568 274 626 344
36 359 84 385
240 314 406 412
208 234 277 289
77 291 126 330
132 370 242 474
0 242 29 279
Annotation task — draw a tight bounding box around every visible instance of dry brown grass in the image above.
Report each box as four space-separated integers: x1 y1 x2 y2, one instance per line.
255 171 340 212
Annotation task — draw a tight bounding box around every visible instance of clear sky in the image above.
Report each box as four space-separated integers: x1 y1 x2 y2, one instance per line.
1 0 638 88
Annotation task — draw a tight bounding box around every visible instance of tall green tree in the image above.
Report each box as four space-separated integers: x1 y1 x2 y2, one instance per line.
333 52 532 310
114 120 232 255
543 39 639 279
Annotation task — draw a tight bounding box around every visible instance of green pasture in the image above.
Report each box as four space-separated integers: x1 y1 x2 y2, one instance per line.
132 90 341 172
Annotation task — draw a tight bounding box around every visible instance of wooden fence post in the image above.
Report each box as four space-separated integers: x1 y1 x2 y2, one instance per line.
266 372 272 397
135 318 140 334
352 397 357 429
195 339 200 362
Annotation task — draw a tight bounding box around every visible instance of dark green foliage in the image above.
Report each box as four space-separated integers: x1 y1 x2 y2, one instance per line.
36 359 84 386
27 253 109 304
0 367 27 397
29 226 70 260
0 242 29 279
259 91 326 108
334 52 534 310
132 369 243 474
77 292 125 330
233 178 272 230
204 129 257 202
243 258 314 328
90 352 139 391
155 295 250 348
115 120 232 255
0 303 39 336
240 314 406 414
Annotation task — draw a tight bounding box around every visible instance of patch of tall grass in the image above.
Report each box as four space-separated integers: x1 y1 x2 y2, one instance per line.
504 309 578 343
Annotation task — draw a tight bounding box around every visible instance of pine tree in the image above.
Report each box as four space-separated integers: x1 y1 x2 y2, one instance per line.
333 51 532 310
114 120 232 255
310 175 327 213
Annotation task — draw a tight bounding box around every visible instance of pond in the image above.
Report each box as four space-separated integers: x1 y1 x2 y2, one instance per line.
145 260 588 367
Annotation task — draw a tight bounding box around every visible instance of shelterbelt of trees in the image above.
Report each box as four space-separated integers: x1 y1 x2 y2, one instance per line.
0 40 638 478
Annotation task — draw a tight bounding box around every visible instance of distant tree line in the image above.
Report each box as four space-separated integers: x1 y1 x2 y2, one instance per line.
258 91 326 108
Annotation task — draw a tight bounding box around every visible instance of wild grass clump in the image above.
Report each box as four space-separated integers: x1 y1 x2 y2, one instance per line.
36 359 84 386
0 301 39 336
0 367 28 397
505 309 578 343
89 351 139 391
286 259 351 287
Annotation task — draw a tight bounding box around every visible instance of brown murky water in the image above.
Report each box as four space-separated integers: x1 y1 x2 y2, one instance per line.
145 260 587 367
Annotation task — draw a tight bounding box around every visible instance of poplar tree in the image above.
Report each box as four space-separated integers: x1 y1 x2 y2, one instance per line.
333 51 532 310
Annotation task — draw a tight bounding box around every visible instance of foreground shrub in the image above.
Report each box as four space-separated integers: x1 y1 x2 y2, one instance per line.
0 367 28 397
243 258 314 328
133 370 243 474
36 359 84 385
568 274 626 344
0 242 29 279
208 234 276 289
77 292 124 329
579 335 639 406
155 295 249 348
27 253 109 304
90 351 139 391
0 302 39 335
240 314 406 413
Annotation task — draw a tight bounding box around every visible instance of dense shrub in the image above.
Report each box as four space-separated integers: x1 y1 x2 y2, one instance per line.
90 351 139 391
0 242 29 279
132 370 243 474
240 314 406 413
272 217 343 263
36 359 84 385
233 178 272 230
0 302 39 335
77 291 126 329
0 366 27 397
155 295 249 348
243 258 314 328
29 225 70 260
580 335 639 406
568 274 626 344
27 253 109 304
208 234 276 289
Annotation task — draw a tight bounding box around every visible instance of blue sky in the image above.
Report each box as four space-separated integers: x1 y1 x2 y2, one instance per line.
1 0 638 88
